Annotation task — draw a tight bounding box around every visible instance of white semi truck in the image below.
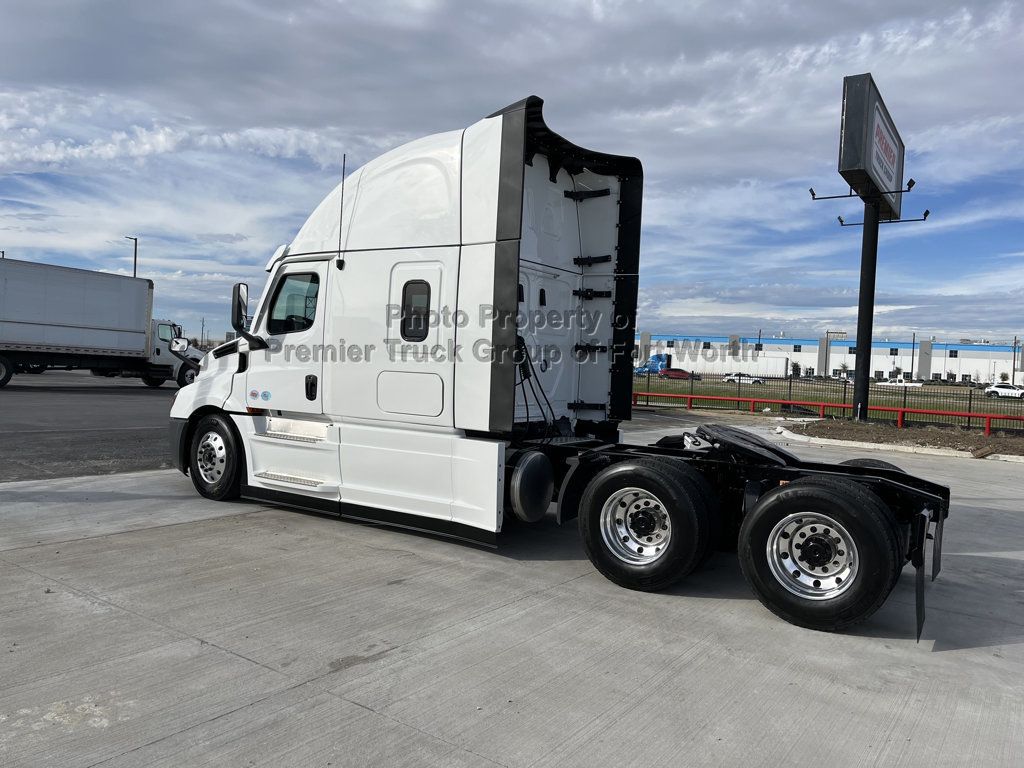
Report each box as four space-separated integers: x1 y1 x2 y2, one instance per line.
0 259 201 388
169 97 949 637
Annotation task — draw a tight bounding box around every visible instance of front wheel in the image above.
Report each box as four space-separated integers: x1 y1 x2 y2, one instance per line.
188 413 243 500
176 364 197 388
578 459 713 592
0 355 13 388
738 477 902 632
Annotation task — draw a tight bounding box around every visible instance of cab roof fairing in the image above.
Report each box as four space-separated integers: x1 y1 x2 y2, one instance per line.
281 95 643 260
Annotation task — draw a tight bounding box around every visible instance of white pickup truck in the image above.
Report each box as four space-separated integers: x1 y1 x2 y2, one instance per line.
0 259 201 388
169 96 949 637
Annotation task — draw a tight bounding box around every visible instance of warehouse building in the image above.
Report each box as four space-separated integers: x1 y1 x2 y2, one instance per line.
635 333 1023 385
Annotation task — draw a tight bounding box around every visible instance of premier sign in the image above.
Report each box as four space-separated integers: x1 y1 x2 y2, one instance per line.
838 74 905 220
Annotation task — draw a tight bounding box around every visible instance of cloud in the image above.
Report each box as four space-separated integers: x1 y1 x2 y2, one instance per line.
0 0 1022 341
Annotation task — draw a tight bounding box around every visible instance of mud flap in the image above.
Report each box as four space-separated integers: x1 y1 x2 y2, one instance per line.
932 509 944 582
911 510 931 642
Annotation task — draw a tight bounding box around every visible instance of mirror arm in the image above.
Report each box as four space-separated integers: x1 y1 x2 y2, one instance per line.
240 330 268 350
170 348 201 371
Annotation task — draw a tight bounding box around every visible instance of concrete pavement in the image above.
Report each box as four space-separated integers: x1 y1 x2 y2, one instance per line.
1 419 1022 766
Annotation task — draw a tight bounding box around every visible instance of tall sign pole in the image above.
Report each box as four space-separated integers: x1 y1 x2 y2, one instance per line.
812 74 926 421
125 236 139 277
852 201 880 419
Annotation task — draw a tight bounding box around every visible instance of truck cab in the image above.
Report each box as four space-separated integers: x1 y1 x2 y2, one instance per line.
171 95 640 539
149 319 203 387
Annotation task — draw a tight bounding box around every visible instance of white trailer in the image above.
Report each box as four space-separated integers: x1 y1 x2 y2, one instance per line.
169 97 949 637
0 259 200 388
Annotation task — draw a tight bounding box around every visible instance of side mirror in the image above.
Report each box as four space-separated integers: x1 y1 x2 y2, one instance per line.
231 283 249 333
170 338 190 354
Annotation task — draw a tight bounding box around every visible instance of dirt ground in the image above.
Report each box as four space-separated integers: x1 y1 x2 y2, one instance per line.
788 418 1024 456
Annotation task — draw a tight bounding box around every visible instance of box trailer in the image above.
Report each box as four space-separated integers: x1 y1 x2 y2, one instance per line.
0 258 200 388
169 96 948 637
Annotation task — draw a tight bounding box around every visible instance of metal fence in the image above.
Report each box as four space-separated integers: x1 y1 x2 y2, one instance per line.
632 373 1024 432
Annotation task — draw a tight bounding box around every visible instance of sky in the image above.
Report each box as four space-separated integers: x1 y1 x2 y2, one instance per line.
1 0 1021 343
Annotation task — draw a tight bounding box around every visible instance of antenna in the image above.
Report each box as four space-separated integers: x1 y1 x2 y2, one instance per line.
336 153 347 258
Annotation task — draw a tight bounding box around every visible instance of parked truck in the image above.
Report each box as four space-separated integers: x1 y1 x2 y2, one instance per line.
169 96 948 637
0 258 201 389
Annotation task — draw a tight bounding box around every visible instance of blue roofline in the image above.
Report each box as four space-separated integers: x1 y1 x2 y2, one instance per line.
636 334 1017 353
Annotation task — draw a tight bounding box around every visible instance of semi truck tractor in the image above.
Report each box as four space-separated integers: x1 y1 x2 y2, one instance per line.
169 96 948 637
0 258 201 388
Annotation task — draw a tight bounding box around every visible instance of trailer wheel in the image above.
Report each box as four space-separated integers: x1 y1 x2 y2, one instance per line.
176 365 197 388
578 459 712 592
188 413 242 501
141 376 166 388
738 477 902 632
0 355 13 388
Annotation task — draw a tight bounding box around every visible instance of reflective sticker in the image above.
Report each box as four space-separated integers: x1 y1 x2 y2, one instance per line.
249 389 259 400
261 391 271 401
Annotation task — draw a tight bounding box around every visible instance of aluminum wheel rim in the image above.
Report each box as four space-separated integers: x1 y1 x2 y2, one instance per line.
196 431 227 485
599 487 671 564
767 512 858 600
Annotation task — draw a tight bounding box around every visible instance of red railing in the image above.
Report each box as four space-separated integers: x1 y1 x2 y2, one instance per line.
631 391 1024 437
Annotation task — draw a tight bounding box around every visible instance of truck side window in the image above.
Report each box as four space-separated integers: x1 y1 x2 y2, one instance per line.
400 280 430 342
157 324 173 342
267 273 319 334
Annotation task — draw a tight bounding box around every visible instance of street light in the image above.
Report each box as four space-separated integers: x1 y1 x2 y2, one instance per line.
124 236 138 277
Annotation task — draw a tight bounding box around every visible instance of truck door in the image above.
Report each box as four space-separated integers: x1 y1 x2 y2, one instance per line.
244 262 327 414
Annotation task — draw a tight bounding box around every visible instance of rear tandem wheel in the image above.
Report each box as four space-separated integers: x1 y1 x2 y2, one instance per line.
578 458 716 592
738 477 904 632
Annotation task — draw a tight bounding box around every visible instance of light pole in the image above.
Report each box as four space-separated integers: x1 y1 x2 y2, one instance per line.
124 236 138 277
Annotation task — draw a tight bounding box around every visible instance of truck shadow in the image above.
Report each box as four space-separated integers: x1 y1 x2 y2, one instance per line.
497 521 755 601
5 383 176 395
854 552 1024 652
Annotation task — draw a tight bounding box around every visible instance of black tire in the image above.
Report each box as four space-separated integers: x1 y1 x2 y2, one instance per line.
839 457 904 472
738 477 903 632
188 413 243 501
578 459 712 592
176 364 197 388
0 355 13 388
669 461 722 563
141 376 166 388
834 460 910 561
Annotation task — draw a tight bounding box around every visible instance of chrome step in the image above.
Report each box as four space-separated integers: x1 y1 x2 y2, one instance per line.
257 430 323 444
254 471 324 488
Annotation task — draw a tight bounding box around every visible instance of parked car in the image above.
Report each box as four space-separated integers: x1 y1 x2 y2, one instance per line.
723 373 764 384
984 383 1024 398
657 368 701 380
877 378 923 387
634 363 662 376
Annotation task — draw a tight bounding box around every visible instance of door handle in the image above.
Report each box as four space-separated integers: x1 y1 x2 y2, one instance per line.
305 374 318 401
